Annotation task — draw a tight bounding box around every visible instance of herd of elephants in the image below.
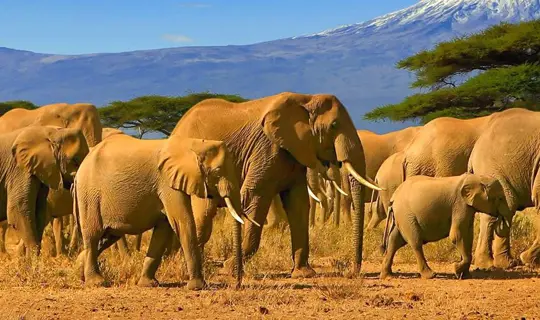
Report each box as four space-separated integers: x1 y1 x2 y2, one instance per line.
0 91 539 291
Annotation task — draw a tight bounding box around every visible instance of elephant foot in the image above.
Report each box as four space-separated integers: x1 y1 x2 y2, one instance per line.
85 274 107 287
420 269 435 279
75 251 86 281
473 253 494 270
137 276 160 288
379 270 394 280
493 254 520 269
454 262 471 280
519 250 540 267
291 266 316 279
186 278 205 291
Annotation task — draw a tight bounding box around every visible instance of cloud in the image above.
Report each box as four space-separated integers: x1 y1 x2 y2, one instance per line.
162 34 194 43
179 2 211 8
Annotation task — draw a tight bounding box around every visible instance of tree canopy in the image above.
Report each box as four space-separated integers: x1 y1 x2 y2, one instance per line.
0 100 38 116
364 20 540 124
99 92 249 138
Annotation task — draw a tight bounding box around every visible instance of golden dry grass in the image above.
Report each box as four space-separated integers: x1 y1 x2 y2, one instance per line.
0 208 538 319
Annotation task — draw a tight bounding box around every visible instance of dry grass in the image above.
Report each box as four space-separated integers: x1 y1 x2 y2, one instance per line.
0 208 538 318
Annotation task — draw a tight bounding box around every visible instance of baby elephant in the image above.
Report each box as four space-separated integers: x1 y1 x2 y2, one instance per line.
380 173 513 280
74 134 249 290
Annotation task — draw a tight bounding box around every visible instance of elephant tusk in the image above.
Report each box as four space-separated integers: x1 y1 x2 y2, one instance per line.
307 186 321 203
224 197 245 225
332 181 349 197
343 162 385 191
243 213 261 227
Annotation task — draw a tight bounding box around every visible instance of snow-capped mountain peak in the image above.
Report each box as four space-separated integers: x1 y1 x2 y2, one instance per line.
294 0 540 39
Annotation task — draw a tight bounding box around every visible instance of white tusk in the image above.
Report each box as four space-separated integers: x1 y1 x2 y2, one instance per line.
307 186 321 203
344 162 384 191
332 181 349 197
243 213 261 228
225 197 244 225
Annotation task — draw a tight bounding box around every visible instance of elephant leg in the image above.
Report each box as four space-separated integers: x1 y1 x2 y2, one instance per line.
113 235 130 256
493 231 519 269
473 213 495 269
380 227 406 279
309 197 316 227
135 233 142 251
138 218 173 287
164 234 182 257
68 221 80 256
281 183 315 278
52 217 65 257
162 191 204 291
81 234 106 286
412 244 434 279
0 221 7 254
367 194 386 230
520 214 540 265
452 222 473 279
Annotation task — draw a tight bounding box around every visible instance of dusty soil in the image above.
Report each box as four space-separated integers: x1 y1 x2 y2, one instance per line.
1 261 539 320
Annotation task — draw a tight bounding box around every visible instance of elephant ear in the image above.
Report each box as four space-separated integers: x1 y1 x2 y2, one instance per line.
157 136 207 197
11 127 63 190
460 174 484 207
261 95 318 169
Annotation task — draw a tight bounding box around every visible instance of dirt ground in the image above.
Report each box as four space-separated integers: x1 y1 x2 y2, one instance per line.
1 261 539 320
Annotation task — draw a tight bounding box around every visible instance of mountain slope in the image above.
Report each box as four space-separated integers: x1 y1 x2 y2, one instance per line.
1 0 538 132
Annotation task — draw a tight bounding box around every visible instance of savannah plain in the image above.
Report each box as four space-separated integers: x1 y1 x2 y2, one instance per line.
0 208 538 319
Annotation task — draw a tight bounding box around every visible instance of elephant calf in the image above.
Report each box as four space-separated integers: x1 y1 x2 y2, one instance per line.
380 173 513 280
74 134 248 290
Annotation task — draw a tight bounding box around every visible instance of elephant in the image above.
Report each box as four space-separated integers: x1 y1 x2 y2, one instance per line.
403 116 491 178
0 103 102 147
380 173 512 280
171 92 380 276
367 151 405 229
339 127 421 225
0 126 89 256
0 102 103 254
469 108 540 269
73 133 248 289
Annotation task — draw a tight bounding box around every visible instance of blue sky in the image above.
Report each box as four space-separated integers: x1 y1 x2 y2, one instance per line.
1 1 417 54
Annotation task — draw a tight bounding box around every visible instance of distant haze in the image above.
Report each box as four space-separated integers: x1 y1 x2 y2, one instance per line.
1 0 539 133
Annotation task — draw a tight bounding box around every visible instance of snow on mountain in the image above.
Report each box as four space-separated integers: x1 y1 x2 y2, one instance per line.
0 0 538 133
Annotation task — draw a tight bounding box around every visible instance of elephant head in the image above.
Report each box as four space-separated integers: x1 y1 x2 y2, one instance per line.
158 136 249 224
275 92 381 272
11 126 90 190
460 174 513 237
101 127 125 140
35 103 103 147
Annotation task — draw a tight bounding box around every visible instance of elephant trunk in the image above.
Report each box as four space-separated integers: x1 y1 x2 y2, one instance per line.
495 202 513 238
232 219 242 289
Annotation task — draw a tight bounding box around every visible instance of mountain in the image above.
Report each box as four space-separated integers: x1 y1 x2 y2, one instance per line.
1 0 539 133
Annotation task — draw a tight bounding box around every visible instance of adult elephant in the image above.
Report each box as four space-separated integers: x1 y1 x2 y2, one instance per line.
469 108 540 269
0 126 89 256
340 127 421 223
172 92 380 276
0 103 102 254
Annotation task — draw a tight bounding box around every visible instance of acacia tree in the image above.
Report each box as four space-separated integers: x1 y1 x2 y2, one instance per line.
364 20 540 124
0 100 38 116
99 92 248 138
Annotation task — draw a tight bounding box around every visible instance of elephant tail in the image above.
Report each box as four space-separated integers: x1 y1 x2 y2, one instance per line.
380 201 395 255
